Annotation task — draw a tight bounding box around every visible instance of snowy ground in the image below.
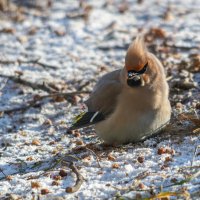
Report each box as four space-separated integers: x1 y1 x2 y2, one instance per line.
0 0 199 199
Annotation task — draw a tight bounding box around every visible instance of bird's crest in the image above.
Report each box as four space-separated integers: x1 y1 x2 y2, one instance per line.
125 36 147 72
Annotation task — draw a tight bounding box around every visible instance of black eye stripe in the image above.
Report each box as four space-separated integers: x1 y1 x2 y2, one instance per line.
128 62 148 76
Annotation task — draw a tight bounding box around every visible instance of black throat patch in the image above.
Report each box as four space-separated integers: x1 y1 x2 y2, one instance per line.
127 62 148 87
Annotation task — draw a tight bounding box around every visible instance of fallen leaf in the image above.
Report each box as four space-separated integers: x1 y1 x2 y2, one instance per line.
32 139 41 146
108 154 116 161
66 187 73 193
0 27 16 34
52 181 60 186
41 189 50 195
137 156 145 163
31 181 41 188
112 163 119 169
59 169 68 177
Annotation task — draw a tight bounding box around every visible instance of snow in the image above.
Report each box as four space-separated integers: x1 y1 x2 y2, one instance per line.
0 0 199 199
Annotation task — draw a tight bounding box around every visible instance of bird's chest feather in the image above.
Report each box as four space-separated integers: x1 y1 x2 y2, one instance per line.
96 89 158 135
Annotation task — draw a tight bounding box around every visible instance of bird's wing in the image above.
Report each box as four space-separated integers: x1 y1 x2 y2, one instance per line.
69 70 122 130
69 111 105 130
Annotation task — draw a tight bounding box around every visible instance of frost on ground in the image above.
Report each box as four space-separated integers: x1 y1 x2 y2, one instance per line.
0 0 199 199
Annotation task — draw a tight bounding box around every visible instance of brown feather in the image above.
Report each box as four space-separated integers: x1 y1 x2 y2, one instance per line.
125 36 147 71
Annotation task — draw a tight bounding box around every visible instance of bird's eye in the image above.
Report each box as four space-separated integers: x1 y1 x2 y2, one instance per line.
128 72 134 78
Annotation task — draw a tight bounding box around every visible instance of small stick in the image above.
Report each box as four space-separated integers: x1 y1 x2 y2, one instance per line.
191 144 199 167
66 162 84 193
0 168 6 178
0 91 91 114
0 74 55 93
0 58 58 69
0 101 44 114
77 81 91 91
41 91 91 98
33 61 57 69
164 43 200 50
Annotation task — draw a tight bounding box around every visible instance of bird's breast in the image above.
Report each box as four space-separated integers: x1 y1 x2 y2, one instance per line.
95 88 171 144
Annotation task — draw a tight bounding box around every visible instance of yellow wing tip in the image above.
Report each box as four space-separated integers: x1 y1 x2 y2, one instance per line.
73 112 86 124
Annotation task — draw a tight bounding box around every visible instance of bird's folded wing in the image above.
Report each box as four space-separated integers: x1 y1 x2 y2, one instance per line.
69 111 105 130
69 70 122 130
85 70 122 115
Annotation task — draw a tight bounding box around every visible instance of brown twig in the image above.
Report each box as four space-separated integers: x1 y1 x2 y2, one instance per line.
29 60 58 69
41 91 91 98
98 44 128 51
77 81 91 91
164 43 200 50
0 168 6 178
191 144 199 167
0 90 90 114
0 101 44 114
0 57 58 69
85 147 102 168
0 74 56 93
0 60 16 65
65 162 84 193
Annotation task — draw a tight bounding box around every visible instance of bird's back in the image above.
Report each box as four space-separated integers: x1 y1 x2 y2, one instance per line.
85 69 123 116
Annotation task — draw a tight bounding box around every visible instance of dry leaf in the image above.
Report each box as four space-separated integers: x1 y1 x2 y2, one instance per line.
19 130 27 137
53 175 62 181
31 181 41 188
53 96 66 102
14 70 24 76
6 175 13 181
137 156 145 163
32 139 41 146
138 183 145 189
74 131 81 137
49 141 56 145
165 156 172 162
193 128 200 134
26 156 33 161
163 8 174 21
52 181 60 186
54 29 66 36
41 189 50 195
189 54 200 72
112 163 119 169
0 27 16 34
59 169 68 177
66 187 73 193
158 147 166 155
75 140 84 146
178 113 200 126
28 26 38 35
108 154 116 161
145 27 166 42
118 2 129 13
43 119 53 126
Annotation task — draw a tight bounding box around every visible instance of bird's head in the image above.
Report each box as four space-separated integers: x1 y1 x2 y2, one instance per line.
124 36 150 87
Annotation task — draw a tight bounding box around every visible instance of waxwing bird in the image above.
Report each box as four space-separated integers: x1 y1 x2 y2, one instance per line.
70 36 171 144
